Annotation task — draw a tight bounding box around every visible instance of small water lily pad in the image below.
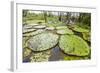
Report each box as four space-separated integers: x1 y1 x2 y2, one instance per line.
29 23 39 26
59 35 90 56
23 29 45 37
23 28 36 34
28 32 59 51
33 25 46 29
56 26 68 30
56 29 73 35
46 26 55 30
23 24 34 29
23 47 32 58
30 50 51 62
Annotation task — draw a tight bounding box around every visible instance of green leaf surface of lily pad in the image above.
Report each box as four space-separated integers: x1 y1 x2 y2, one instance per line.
59 35 90 56
28 32 59 51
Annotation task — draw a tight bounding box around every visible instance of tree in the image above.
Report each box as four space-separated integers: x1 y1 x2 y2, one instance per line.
23 10 28 17
43 11 47 23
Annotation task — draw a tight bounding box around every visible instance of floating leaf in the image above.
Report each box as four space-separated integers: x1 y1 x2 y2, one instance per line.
64 55 89 60
56 26 73 35
23 24 34 29
56 29 73 35
82 32 91 42
23 28 36 34
33 25 46 29
30 50 51 62
23 47 32 58
56 26 68 30
28 32 59 51
23 29 45 37
72 26 89 32
46 26 55 30
59 35 90 56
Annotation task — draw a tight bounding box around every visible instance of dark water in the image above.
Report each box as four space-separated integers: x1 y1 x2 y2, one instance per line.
49 46 64 61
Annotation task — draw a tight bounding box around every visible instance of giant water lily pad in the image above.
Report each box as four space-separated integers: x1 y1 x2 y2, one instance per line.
56 26 73 35
64 55 89 60
28 32 59 51
59 35 90 56
56 29 73 35
56 26 68 30
72 26 89 32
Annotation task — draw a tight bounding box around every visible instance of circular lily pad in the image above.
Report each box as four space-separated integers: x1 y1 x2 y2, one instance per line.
23 28 36 34
29 23 39 26
72 26 89 32
46 26 55 30
56 26 73 35
28 32 59 51
23 29 45 37
23 24 34 29
56 26 68 30
33 25 46 29
59 35 90 56
56 29 73 35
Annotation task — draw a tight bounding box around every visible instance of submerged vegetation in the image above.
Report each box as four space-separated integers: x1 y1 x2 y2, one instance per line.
22 10 91 62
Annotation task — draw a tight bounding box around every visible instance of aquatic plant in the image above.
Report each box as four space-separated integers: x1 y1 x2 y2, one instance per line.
23 24 90 62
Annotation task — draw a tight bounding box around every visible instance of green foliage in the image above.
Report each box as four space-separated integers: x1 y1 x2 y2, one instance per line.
59 35 90 56
79 13 91 26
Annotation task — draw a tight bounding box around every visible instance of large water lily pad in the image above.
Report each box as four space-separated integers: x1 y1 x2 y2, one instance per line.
28 32 59 51
56 26 73 35
56 29 73 35
72 26 89 32
59 35 90 56
64 55 89 60
56 26 68 30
